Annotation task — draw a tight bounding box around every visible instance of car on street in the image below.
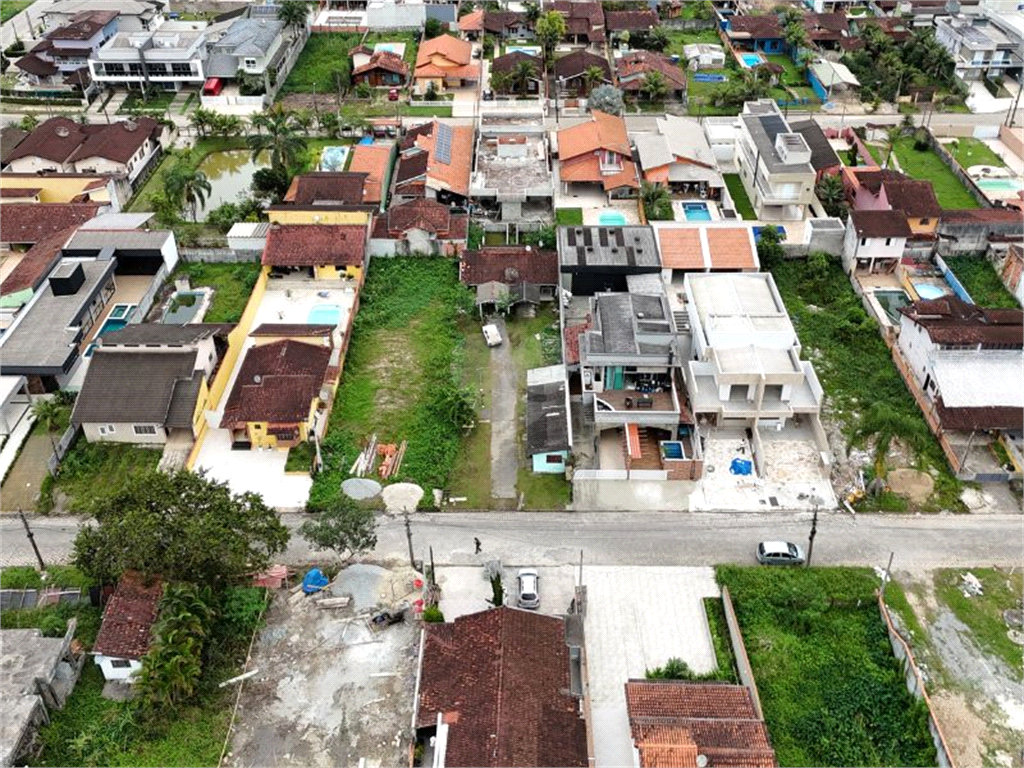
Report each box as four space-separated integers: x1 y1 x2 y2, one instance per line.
517 569 540 609
756 541 806 566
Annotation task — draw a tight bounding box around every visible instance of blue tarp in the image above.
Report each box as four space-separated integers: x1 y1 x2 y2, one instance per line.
302 568 329 594
730 458 753 475
694 73 727 83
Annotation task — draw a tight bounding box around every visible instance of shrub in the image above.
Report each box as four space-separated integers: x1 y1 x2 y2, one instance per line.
0 566 43 590
422 605 445 622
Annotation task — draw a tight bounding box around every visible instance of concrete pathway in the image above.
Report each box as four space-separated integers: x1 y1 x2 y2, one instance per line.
489 317 517 501
0 432 52 512
0 413 35 482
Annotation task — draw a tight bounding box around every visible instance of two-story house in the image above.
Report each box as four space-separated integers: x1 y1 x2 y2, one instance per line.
43 0 165 34
935 13 1023 84
842 209 913 277
842 167 942 240
556 110 638 199
557 225 661 295
546 2 606 45
90 20 208 92
634 115 724 201
734 100 816 221
15 10 117 87
204 15 290 96
413 34 479 94
483 11 534 39
393 121 474 206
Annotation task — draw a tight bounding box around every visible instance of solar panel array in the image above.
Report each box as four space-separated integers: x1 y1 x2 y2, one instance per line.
435 123 453 165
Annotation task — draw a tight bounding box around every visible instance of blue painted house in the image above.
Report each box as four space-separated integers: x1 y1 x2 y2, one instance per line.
526 365 571 474
725 14 785 54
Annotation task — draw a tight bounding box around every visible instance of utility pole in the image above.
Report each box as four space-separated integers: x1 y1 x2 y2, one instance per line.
403 511 415 569
880 551 895 599
805 501 819 568
18 510 46 572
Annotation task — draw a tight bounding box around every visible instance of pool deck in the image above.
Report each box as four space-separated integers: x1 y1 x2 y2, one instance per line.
81 274 151 349
671 200 722 222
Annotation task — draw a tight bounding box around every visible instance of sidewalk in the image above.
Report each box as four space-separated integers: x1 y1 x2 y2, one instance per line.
0 414 35 484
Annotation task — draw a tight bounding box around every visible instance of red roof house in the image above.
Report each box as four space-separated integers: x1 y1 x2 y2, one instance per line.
92 571 163 680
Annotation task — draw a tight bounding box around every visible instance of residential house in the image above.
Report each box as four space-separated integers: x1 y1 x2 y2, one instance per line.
526 365 571 473
368 198 468 256
935 13 1023 84
220 338 337 449
70 324 229 444
625 680 779 768
995 242 1024 306
614 50 687 99
394 121 474 205
684 272 825 433
14 10 118 88
471 125 553 220
634 115 724 200
552 48 612 95
490 50 543 93
790 119 841 180
547 1 606 45
413 34 479 94
843 167 942 239
90 20 209 92
347 143 394 207
0 201 104 251
281 171 378 210
483 10 534 39
351 49 409 88
802 11 849 49
682 42 727 69
457 8 484 39
653 223 760 276
3 116 163 186
734 100 817 221
936 208 1024 255
897 297 1024 432
846 16 912 49
808 58 860 100
0 171 128 210
556 110 638 199
414 606 588 768
605 9 659 39
1 623 82 768
460 245 560 309
0 127 29 167
204 14 291 96
92 571 163 681
43 0 165 33
842 209 912 277
261 223 367 281
557 225 660 295
725 14 785 54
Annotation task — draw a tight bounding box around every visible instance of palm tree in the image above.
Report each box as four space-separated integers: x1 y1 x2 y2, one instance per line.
523 0 540 24
246 105 307 173
535 10 566 62
882 125 903 169
318 111 341 139
292 108 314 135
797 50 815 75
583 65 606 94
277 0 308 35
189 107 214 137
511 60 537 95
491 70 512 94
640 181 672 221
640 70 669 102
164 165 213 221
815 174 847 220
784 22 808 56
31 399 65 452
212 113 243 137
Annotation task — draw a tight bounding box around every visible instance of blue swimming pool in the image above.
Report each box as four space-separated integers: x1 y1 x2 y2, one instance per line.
97 304 136 336
98 317 128 335
319 146 349 172
914 283 947 300
308 304 342 326
683 202 712 221
598 210 628 226
740 52 766 68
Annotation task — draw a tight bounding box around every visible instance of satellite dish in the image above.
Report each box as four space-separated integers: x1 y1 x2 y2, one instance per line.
696 756 709 768
253 374 262 384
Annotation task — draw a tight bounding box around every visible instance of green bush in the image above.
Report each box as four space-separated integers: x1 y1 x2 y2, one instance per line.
0 566 43 589
0 603 104 647
422 605 445 623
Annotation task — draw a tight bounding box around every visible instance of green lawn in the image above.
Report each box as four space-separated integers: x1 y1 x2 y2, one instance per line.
173 261 261 323
934 567 1023 675
118 90 176 114
665 28 722 58
686 71 739 116
723 174 755 220
892 137 980 209
718 566 937 767
555 208 583 226
0 0 33 24
946 137 1006 169
866 143 886 166
362 30 420 66
39 442 160 514
764 54 805 87
944 257 1020 308
278 33 362 96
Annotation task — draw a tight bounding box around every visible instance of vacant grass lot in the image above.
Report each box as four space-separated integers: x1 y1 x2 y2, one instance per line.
174 262 261 323
278 33 361 96
935 567 1023 674
723 174 755 219
947 137 1006 169
38 442 160 514
944 257 1019 308
718 566 937 767
892 138 980 209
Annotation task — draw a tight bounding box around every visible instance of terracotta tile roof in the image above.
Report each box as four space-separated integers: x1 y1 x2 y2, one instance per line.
411 122 474 198
222 339 332 426
558 110 631 161
0 225 78 295
0 202 102 246
458 8 484 31
898 296 1023 346
283 172 372 206
415 34 473 75
396 150 429 187
564 316 592 365
483 10 528 33
940 208 1024 224
385 197 451 233
0 126 29 164
657 227 703 269
491 50 542 76
262 224 366 268
616 50 687 91
706 227 757 270
417 607 588 767
46 12 113 40
850 209 913 239
15 54 59 77
882 179 941 218
347 144 391 204
847 167 908 195
5 116 159 165
803 12 848 40
935 402 1024 431
548 1 605 41
460 246 559 286
626 680 759 720
606 9 659 31
553 49 612 81
0 187 42 198
727 14 783 39
353 50 409 77
401 121 437 151
92 571 163 660
250 324 334 337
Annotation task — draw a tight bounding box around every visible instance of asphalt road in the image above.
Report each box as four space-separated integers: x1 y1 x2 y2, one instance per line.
2 510 1021 570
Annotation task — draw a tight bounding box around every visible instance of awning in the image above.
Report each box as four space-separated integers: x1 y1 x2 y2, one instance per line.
625 423 642 460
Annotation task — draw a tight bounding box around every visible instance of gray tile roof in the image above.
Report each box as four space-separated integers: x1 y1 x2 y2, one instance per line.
99 323 232 347
526 380 569 455
204 53 239 78
166 371 203 429
211 17 285 57
71 348 200 426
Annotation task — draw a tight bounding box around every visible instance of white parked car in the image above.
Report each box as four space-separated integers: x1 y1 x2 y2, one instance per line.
517 569 540 609
482 323 502 347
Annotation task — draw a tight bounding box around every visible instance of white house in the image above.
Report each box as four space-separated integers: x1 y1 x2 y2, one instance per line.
90 20 208 92
842 209 912 277
92 571 163 681
43 0 166 34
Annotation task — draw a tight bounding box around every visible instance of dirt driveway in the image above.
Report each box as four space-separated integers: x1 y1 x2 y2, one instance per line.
226 564 420 768
488 317 518 502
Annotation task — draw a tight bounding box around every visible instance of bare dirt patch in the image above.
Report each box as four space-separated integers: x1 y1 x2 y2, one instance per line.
887 468 935 505
368 325 421 419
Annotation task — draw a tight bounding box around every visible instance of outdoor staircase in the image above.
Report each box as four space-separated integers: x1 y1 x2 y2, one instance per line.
673 311 689 332
632 427 664 471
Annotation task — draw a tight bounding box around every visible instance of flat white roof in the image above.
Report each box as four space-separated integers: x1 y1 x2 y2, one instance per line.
687 272 797 345
930 350 1024 408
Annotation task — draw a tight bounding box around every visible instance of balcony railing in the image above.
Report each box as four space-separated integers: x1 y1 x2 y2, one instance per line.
593 385 679 424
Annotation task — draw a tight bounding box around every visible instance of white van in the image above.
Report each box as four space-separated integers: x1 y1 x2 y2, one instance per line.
482 323 502 347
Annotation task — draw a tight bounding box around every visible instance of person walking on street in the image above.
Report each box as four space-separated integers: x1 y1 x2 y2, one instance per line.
474 537 482 554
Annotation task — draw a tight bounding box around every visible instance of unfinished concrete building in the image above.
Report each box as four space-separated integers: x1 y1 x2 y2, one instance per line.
471 121 553 221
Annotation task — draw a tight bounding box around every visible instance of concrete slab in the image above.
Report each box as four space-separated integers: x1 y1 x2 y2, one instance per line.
436 564 577 621
584 566 720 768
570 479 694 511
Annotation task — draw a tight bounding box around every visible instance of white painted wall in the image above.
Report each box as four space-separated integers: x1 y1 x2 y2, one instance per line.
94 654 143 681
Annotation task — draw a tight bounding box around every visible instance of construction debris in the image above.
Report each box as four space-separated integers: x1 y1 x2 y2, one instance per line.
350 434 380 477
350 435 409 479
961 572 984 598
316 596 352 610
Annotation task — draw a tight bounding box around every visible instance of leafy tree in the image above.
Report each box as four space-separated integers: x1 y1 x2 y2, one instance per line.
534 10 566 61
317 110 341 138
355 81 372 98
299 495 378 559
71 470 289 587
640 69 669 101
777 6 804 28
756 226 785 271
640 181 672 220
277 0 309 33
490 69 513 94
147 189 181 227
631 27 669 52
291 107 314 135
587 84 624 115
163 164 212 222
423 80 439 101
693 0 715 21
815 173 848 221
523 1 540 23
205 197 263 233
18 113 39 131
247 105 307 173
424 17 446 39
584 65 606 94
511 59 537 95
251 165 292 203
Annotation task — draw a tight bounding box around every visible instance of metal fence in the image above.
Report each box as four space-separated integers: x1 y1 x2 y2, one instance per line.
46 425 79 476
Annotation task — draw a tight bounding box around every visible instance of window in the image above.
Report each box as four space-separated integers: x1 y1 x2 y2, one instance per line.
133 425 158 436
127 63 144 75
171 62 193 75
860 237 867 246
98 424 116 435
244 58 257 68
921 218 930 225
885 238 892 246
546 454 563 464
110 659 132 668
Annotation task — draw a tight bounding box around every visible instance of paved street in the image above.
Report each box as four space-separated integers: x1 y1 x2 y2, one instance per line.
2 510 1021 570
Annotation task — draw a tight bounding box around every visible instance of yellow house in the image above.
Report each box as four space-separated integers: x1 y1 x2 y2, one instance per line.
261 223 367 285
0 172 125 208
413 33 480 94
220 338 339 450
267 207 371 226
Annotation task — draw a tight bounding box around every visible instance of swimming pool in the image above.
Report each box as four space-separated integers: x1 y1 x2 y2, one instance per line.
98 316 129 335
683 202 712 221
976 178 1024 193
914 283 947 300
319 146 350 172
740 52 766 68
873 289 910 323
107 303 135 320
98 304 137 335
598 210 628 226
308 304 342 326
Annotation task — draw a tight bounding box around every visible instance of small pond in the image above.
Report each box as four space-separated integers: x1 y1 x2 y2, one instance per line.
195 150 269 219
